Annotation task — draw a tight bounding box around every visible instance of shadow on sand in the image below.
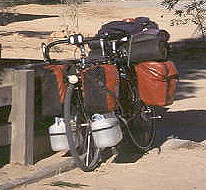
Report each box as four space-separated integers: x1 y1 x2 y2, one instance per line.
0 12 58 26
0 30 53 39
170 38 206 101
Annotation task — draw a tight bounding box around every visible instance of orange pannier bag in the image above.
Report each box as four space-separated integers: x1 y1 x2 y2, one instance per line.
134 61 178 106
45 65 67 104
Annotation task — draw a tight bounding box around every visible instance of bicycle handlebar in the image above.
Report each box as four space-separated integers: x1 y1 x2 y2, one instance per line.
42 34 102 63
42 33 129 64
42 35 89 63
42 39 69 63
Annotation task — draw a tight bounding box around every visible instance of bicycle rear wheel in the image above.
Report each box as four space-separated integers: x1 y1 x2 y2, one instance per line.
64 84 101 172
121 72 156 151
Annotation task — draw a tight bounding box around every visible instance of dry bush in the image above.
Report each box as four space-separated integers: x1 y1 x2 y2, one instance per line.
159 0 206 40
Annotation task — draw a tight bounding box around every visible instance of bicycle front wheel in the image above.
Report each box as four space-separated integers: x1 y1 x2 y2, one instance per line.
64 84 101 172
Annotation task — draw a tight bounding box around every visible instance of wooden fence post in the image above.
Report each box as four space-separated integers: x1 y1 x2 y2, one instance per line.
10 70 35 165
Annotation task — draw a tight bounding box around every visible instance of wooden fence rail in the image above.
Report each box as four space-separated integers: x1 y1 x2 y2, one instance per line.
0 69 35 165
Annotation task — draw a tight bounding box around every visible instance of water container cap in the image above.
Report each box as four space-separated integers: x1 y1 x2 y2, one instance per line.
92 114 105 122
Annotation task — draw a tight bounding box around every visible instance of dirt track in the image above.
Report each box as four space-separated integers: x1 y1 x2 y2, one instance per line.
0 1 206 189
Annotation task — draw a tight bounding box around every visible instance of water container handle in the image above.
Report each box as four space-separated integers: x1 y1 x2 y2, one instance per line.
55 117 63 126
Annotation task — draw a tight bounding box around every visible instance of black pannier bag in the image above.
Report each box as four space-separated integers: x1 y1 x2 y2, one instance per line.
89 17 170 62
127 28 170 63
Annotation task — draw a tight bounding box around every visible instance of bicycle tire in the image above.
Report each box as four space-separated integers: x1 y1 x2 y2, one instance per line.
120 70 156 151
64 84 101 172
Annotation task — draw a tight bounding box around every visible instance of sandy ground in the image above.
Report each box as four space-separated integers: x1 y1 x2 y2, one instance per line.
0 1 206 189
15 142 206 190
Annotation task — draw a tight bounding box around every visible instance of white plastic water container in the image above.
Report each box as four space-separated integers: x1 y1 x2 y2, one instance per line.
49 117 70 151
91 114 123 148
